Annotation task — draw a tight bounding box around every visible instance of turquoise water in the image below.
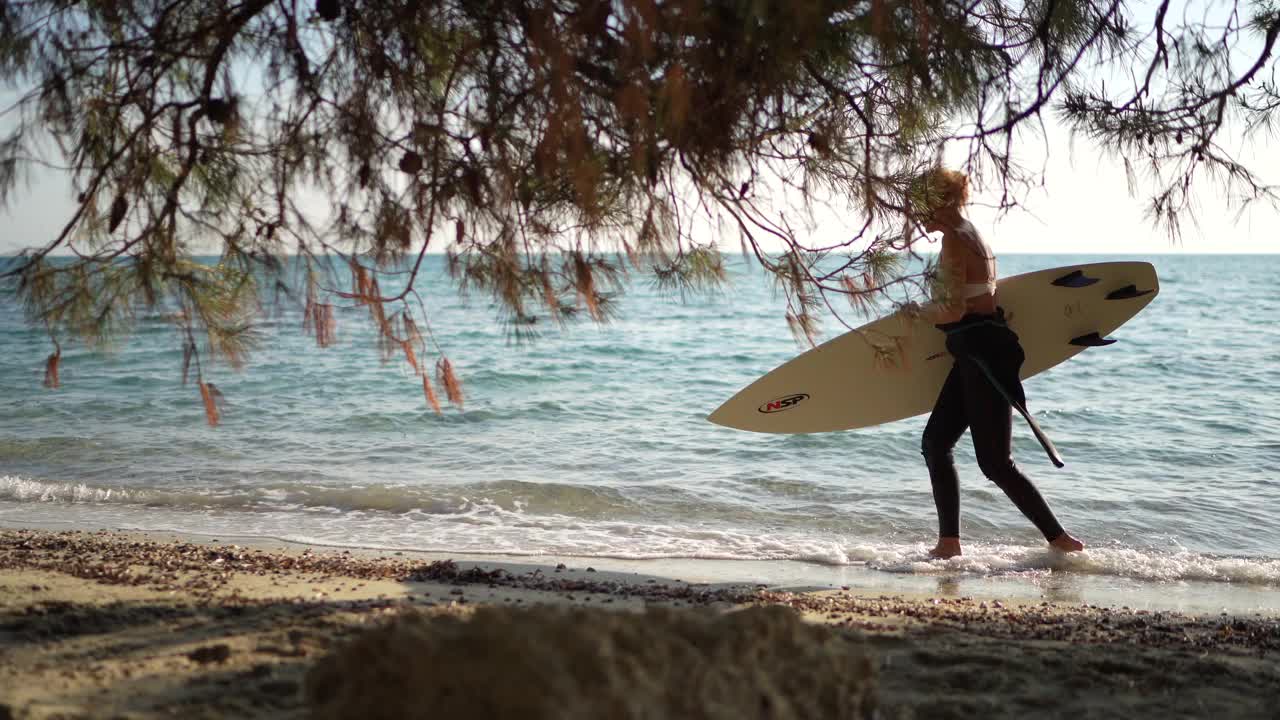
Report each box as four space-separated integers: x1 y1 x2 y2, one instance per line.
2 254 1279 607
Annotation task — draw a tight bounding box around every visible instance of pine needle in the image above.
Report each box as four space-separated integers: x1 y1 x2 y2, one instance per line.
42 350 61 389
199 381 220 426
871 0 888 37
376 308 399 365
785 311 819 348
661 63 690 135
422 374 442 415
893 335 912 371
402 340 420 375
871 342 896 370
307 302 336 348
572 252 601 321
181 341 194 385
403 315 423 349
303 292 316 333
841 275 876 315
437 357 464 408
319 304 336 347
539 267 563 325
367 276 388 334
351 259 374 304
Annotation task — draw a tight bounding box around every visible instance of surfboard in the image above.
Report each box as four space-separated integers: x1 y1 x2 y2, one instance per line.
708 261 1159 434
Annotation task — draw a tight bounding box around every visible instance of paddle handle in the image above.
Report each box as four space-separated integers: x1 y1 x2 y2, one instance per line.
969 356 1066 468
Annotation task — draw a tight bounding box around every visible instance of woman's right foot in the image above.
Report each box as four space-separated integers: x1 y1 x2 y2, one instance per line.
1049 533 1085 552
929 537 962 559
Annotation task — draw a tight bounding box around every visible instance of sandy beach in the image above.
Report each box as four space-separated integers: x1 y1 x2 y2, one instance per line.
1 527 1278 719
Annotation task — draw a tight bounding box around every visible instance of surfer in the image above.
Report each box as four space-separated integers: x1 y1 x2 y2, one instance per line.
909 168 1085 559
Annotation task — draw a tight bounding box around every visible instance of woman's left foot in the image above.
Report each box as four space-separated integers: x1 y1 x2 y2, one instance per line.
1049 533 1085 552
929 537 962 559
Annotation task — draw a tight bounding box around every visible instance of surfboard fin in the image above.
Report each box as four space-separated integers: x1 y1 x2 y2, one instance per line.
1051 270 1099 288
1069 332 1116 347
1105 284 1155 301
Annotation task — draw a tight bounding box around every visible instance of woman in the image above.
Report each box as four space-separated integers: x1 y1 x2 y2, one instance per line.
910 168 1084 559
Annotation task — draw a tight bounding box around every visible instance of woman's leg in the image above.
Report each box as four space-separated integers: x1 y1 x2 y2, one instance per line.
922 364 969 543
956 357 1068 542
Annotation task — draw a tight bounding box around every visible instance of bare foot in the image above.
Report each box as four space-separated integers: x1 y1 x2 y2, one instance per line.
1049 533 1085 553
929 537 962 559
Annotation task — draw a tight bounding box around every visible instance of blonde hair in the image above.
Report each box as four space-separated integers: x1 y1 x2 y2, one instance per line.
913 167 970 212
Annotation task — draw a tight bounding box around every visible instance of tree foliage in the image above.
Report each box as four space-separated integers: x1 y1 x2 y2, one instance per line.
1 0 1277 422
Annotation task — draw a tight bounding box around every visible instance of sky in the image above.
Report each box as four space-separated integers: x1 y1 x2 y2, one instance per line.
3 2 1277 257
952 125 1280 256
4 122 1274 257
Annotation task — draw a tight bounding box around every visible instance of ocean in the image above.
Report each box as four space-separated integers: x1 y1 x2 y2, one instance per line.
3 254 1278 614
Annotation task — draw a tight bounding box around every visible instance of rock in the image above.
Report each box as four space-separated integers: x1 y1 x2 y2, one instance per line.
187 644 231 664
306 605 877 720
260 679 300 697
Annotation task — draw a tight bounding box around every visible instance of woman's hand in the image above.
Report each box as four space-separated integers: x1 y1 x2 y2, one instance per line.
899 299 964 325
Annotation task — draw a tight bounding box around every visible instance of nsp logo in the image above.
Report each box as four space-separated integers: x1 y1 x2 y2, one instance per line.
757 393 809 414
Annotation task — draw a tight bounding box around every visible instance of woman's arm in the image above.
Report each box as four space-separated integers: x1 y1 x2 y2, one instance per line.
926 295 968 325
898 298 965 325
916 234 969 324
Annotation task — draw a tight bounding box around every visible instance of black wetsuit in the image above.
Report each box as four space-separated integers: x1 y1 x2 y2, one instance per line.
921 309 1066 541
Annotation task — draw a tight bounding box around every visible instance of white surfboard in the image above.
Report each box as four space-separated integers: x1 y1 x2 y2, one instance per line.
708 261 1159 434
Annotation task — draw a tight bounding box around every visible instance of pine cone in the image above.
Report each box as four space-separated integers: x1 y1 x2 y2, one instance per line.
317 0 341 21
109 196 128 233
399 151 423 175
205 98 234 124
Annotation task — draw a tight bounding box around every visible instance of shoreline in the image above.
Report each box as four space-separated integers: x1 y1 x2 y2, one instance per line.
5 514 1278 617
3 527 1279 719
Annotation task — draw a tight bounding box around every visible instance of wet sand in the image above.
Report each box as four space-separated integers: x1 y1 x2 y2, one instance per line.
1 528 1278 719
